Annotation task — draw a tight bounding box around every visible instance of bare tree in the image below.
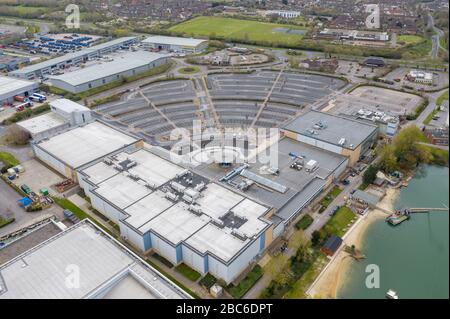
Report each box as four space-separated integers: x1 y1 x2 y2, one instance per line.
4 125 30 146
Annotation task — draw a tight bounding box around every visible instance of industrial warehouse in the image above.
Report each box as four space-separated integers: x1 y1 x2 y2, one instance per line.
25 99 143 180
32 120 143 181
282 111 378 165
0 75 38 105
21 106 379 284
9 37 137 80
316 28 390 42
0 220 190 299
17 98 93 140
142 35 208 54
48 51 169 93
77 148 273 284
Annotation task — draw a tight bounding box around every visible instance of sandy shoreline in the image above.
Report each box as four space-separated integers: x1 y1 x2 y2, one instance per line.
307 188 399 299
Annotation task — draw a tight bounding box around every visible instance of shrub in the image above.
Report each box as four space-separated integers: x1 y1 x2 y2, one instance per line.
199 273 218 289
295 214 314 230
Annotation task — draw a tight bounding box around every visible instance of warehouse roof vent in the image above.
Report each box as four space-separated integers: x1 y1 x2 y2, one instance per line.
231 229 247 241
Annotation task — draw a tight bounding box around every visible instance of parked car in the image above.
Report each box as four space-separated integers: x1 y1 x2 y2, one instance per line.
341 179 350 185
20 184 31 194
329 206 340 216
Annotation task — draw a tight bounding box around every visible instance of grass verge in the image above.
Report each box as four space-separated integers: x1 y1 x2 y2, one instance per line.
2 103 50 125
175 263 201 282
0 151 20 168
436 90 449 107
145 258 200 298
178 66 200 74
0 216 15 229
295 214 314 230
323 206 356 237
152 253 174 268
320 185 342 208
199 273 217 290
226 264 263 299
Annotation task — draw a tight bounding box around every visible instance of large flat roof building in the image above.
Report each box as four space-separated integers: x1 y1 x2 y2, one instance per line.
77 148 273 284
0 220 190 299
142 35 208 54
17 112 69 140
48 51 169 93
18 99 93 140
32 120 143 181
0 76 38 104
9 37 137 80
282 111 378 165
407 69 434 85
192 137 349 228
317 28 389 41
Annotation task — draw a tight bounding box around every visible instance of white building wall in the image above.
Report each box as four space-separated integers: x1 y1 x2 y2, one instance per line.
273 222 285 239
31 123 70 142
150 232 178 265
70 110 92 126
333 158 349 179
50 57 168 94
224 237 261 283
119 221 146 252
207 237 261 284
32 144 67 176
207 255 229 282
295 134 343 154
182 244 206 274
90 194 124 223
77 173 94 198
0 82 39 104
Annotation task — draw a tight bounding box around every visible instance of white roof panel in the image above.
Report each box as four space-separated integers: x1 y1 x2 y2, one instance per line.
196 183 243 219
147 202 210 245
95 173 151 209
49 51 168 86
125 191 174 230
10 37 137 75
0 221 189 299
17 112 67 135
36 121 139 169
185 224 249 262
50 98 90 112
0 76 37 96
142 35 207 47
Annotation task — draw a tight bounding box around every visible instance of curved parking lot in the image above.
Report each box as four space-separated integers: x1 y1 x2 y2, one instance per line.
94 71 346 142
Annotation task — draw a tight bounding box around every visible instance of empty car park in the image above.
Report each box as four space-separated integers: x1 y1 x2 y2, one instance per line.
94 71 346 143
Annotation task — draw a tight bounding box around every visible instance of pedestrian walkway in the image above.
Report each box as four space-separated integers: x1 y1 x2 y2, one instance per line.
147 254 212 299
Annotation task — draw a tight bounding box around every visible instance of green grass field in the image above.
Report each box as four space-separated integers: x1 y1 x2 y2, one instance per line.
175 263 201 281
178 66 200 74
169 17 306 46
295 214 314 230
324 206 356 237
398 35 424 45
436 90 449 106
0 151 19 168
226 265 263 299
320 185 342 208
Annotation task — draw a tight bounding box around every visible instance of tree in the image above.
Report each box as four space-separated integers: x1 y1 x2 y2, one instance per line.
311 230 322 247
363 165 378 185
379 144 398 173
378 126 433 173
392 126 432 170
4 125 30 146
288 229 307 251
